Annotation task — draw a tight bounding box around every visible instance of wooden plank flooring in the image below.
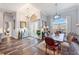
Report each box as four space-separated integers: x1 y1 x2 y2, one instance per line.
0 37 45 55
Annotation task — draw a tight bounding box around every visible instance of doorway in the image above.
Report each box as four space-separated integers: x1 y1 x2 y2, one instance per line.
29 21 39 38
3 12 16 37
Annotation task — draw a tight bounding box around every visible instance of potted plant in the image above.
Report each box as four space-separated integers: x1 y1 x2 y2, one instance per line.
36 30 41 36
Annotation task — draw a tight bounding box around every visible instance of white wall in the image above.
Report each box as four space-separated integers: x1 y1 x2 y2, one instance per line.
0 11 3 33
16 4 40 28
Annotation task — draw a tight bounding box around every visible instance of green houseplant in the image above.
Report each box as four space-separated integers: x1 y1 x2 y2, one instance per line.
36 30 41 36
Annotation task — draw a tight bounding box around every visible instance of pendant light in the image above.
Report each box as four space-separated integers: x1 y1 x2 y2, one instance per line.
54 3 60 19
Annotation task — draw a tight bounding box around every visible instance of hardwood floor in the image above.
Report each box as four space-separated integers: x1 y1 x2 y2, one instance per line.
0 37 45 55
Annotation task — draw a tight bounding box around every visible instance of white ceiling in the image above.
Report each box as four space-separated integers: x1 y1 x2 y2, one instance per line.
0 3 26 12
32 3 78 16
32 3 56 15
0 3 78 15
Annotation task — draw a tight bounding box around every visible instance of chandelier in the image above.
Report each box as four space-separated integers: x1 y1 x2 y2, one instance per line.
53 3 61 19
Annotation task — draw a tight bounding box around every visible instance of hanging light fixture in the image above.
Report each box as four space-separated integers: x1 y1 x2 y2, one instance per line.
54 3 61 19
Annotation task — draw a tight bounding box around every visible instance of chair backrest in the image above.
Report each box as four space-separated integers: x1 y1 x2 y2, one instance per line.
45 37 55 46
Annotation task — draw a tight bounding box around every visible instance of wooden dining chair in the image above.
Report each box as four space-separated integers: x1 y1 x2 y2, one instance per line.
45 37 59 55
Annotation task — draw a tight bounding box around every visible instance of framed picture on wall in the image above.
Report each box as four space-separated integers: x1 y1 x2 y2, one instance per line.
20 21 26 28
